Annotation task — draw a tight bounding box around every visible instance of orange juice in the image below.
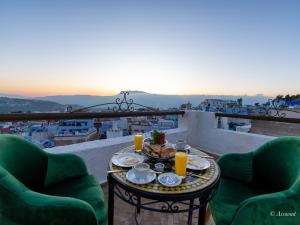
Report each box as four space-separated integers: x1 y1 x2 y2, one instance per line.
175 151 188 176
134 134 143 152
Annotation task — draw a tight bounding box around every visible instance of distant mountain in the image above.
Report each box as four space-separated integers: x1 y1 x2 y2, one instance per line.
0 97 66 113
121 90 148 94
37 91 272 109
0 93 31 99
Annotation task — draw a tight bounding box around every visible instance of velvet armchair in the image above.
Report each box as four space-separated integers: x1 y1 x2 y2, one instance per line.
0 134 107 225
210 136 300 225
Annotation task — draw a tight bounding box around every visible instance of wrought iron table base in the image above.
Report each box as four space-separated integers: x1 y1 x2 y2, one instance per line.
108 174 217 225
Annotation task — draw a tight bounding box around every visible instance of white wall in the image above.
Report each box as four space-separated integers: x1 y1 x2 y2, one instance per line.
46 128 187 183
46 111 277 183
179 111 275 155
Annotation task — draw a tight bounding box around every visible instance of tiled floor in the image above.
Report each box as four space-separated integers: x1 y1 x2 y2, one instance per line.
102 183 216 225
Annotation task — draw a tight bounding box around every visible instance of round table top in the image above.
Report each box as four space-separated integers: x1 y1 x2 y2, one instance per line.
108 145 220 195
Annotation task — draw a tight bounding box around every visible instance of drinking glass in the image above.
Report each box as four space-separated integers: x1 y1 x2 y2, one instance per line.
175 151 188 177
134 134 143 152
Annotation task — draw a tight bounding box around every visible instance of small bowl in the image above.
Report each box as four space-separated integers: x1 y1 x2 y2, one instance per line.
154 163 165 172
158 173 182 187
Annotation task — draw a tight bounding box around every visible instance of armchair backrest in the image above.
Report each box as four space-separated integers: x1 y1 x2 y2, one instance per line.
0 135 48 191
253 136 300 191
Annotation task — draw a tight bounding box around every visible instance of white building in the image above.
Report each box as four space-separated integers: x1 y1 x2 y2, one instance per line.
107 121 123 139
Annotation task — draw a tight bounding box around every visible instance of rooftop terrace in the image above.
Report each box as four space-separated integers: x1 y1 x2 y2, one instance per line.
41 110 286 225
0 109 299 225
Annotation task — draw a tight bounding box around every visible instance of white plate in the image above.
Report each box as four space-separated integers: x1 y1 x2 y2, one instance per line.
112 153 144 167
187 155 210 170
126 169 156 185
158 173 182 187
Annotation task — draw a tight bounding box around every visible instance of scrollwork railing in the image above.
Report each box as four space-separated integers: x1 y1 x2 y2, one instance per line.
71 91 157 113
259 99 287 118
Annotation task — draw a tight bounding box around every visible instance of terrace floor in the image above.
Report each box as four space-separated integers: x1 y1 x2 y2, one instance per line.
101 183 216 225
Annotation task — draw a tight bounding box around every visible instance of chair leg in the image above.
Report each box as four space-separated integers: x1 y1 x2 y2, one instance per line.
187 200 194 225
137 196 141 214
198 204 206 225
205 205 211 225
108 176 115 225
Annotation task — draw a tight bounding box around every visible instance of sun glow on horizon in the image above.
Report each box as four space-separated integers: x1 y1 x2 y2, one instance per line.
0 82 281 98
1 1 300 97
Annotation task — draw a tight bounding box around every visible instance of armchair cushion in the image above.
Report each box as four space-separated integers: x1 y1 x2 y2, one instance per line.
44 153 88 187
211 177 275 225
0 135 48 191
43 175 107 225
253 136 300 191
1 190 98 225
230 190 300 225
218 152 254 183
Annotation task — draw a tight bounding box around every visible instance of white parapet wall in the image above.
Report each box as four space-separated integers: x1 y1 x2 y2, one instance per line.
46 128 187 183
46 111 277 183
179 111 275 155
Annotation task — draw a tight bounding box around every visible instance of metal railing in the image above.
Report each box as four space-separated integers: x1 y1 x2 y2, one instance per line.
0 92 185 122
0 110 185 122
215 113 300 124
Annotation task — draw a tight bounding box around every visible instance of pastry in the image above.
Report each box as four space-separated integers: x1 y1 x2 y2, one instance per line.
161 146 176 158
143 144 175 158
149 144 162 153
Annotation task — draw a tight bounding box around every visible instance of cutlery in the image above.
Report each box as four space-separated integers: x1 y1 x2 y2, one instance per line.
108 170 162 174
187 172 210 180
187 154 214 159
200 155 214 159
107 170 127 174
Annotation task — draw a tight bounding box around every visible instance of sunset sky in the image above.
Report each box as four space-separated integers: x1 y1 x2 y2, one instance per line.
0 1 299 97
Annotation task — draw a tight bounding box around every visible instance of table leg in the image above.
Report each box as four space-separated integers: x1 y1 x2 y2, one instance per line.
198 203 207 225
187 200 194 225
137 196 141 214
108 175 115 225
134 207 141 225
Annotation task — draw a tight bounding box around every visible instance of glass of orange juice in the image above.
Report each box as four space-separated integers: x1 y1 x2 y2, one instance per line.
134 134 143 153
175 151 188 177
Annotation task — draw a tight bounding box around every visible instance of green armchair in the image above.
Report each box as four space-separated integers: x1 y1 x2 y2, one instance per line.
210 136 300 225
0 134 107 225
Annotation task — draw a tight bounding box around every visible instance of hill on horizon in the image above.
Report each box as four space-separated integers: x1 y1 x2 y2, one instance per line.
36 91 271 109
0 97 66 113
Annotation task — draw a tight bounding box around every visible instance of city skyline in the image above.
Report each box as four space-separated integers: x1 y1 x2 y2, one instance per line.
1 1 300 97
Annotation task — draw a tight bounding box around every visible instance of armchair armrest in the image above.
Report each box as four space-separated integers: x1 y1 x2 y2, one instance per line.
231 190 300 225
45 153 88 187
10 190 98 225
218 152 254 183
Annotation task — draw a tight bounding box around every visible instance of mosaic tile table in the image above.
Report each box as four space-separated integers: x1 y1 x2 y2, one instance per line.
107 145 220 225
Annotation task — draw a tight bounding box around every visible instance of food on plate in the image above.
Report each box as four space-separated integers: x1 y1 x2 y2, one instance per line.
121 156 140 165
149 144 161 153
144 144 176 158
151 130 166 145
144 145 160 157
161 147 176 158
188 156 203 169
144 145 153 154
